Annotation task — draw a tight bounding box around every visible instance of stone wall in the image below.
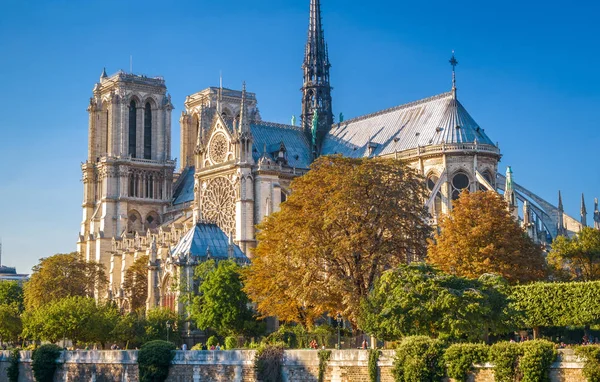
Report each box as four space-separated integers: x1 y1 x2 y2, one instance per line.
0 349 587 382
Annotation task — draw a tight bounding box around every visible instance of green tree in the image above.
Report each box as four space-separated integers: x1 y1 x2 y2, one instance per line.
24 252 108 310
123 255 149 312
111 312 147 349
144 307 181 344
190 260 260 337
0 304 22 344
244 156 431 326
359 263 513 342
427 191 546 284
549 227 600 281
0 281 24 311
22 296 118 346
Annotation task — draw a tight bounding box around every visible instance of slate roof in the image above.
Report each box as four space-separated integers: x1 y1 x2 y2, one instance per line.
172 166 195 205
171 223 248 262
250 122 312 168
322 91 495 158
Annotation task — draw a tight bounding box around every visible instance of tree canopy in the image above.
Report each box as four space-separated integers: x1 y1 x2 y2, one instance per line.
0 281 24 312
427 191 546 284
123 255 149 312
548 227 600 281
359 263 513 342
24 252 108 310
189 260 261 337
22 296 118 345
244 156 431 326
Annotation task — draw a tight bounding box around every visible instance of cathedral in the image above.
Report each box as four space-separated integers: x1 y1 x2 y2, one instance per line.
77 0 600 313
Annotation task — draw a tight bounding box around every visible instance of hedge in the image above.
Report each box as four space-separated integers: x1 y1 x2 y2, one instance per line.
138 340 176 382
444 343 488 382
393 336 446 382
31 344 62 382
575 345 600 382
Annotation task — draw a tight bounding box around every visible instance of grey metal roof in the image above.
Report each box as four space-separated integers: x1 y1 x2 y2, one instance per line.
172 166 195 205
250 122 312 168
171 223 248 261
322 91 495 158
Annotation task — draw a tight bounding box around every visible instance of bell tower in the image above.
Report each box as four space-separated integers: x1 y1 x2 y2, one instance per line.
301 0 333 157
78 69 176 280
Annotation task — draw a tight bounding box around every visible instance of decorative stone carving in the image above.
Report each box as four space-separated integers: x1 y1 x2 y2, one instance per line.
200 176 236 236
208 133 228 164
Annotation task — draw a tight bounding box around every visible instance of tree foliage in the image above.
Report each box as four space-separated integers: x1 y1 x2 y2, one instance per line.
427 191 546 284
359 264 513 341
24 252 108 310
122 255 149 312
111 311 147 349
0 303 22 343
444 343 489 382
392 336 446 382
138 340 176 382
144 307 181 344
31 344 62 382
510 280 600 329
22 296 118 345
190 260 260 337
549 227 600 281
244 156 431 326
0 281 24 311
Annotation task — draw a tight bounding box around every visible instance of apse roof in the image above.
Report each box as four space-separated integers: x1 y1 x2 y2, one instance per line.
171 223 248 262
322 91 495 158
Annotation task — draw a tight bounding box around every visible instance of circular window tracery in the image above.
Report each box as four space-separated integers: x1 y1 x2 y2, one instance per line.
451 173 470 200
209 134 228 164
200 176 236 236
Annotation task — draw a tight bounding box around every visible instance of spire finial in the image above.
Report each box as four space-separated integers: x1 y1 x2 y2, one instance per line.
581 193 588 227
449 51 458 98
100 67 108 80
238 81 249 133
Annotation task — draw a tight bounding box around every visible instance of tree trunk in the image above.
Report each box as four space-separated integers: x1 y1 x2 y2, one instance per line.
533 326 540 339
371 335 377 349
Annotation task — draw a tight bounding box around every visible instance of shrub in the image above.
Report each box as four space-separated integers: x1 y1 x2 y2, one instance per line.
318 350 331 382
206 335 219 347
138 340 176 382
393 336 445 382
575 345 600 382
191 343 204 351
519 340 557 382
7 348 20 382
444 343 488 382
31 344 62 382
368 349 380 382
225 336 237 350
489 342 523 382
254 343 285 382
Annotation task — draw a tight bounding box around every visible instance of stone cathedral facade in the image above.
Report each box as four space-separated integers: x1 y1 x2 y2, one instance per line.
77 0 599 313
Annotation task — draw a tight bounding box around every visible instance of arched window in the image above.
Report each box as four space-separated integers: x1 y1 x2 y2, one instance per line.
129 100 137 158
127 210 143 233
144 102 152 159
427 175 443 216
281 190 288 203
451 172 470 200
146 212 160 229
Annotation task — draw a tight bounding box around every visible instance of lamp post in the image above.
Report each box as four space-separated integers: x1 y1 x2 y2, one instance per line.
336 313 342 350
166 321 171 343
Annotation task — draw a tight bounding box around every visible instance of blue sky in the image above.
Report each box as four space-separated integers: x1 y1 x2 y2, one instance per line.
0 0 598 273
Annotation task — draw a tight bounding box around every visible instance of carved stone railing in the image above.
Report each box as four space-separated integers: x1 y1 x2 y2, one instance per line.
394 143 500 160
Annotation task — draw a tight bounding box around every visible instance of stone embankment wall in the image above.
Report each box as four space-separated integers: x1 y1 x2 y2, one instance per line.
0 349 587 382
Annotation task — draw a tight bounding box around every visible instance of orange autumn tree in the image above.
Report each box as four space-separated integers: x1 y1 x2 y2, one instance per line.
427 191 546 284
243 155 431 327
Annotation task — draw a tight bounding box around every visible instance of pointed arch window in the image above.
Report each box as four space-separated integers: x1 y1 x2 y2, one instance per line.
128 100 137 158
144 102 152 159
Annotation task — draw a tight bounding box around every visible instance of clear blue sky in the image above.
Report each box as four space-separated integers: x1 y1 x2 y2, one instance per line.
0 0 598 273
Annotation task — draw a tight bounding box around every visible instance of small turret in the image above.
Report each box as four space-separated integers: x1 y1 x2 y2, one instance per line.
581 193 588 227
504 167 518 219
557 191 566 236
594 198 600 230
100 67 108 80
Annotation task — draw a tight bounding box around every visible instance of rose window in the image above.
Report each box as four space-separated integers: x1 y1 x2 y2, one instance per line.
200 176 236 236
209 134 228 164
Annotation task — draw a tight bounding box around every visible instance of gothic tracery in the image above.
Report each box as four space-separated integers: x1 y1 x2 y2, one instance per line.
200 176 236 236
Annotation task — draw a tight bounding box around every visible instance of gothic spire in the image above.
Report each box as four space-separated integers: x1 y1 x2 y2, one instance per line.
449 51 458 99
238 82 250 134
581 193 588 227
504 166 518 218
301 0 333 158
557 191 566 236
100 67 108 80
558 190 564 212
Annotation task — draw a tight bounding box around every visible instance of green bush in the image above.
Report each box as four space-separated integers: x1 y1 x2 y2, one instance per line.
368 349 380 382
137 340 176 382
444 343 488 382
392 336 445 382
191 343 204 350
225 336 237 350
318 350 331 382
206 335 219 347
31 344 62 382
575 345 600 382
254 343 285 382
489 342 523 382
519 340 557 382
7 348 20 382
